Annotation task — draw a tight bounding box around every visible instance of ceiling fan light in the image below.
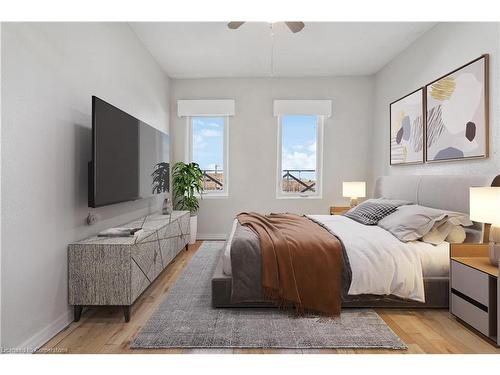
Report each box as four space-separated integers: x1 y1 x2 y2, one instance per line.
227 22 245 30
285 21 305 33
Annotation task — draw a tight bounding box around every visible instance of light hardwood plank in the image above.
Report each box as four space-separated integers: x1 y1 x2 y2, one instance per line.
38 241 500 354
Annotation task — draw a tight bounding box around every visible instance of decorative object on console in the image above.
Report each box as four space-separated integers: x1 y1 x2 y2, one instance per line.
389 88 424 165
470 187 500 265
162 197 173 215
172 162 204 244
342 181 366 207
97 227 143 238
426 55 489 162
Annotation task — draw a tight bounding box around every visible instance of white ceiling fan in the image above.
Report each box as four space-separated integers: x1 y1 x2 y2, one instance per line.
227 21 305 33
227 21 305 77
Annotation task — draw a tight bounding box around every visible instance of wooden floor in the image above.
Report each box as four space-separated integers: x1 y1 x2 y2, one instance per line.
39 241 500 354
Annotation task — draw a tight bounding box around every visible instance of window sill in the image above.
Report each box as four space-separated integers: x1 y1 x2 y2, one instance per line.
197 193 229 199
275 195 323 200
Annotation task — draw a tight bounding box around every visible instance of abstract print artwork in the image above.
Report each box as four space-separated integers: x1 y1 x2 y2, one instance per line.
390 89 424 165
426 55 488 162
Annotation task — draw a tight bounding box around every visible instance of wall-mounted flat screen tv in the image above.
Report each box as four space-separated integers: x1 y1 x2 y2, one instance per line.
89 96 170 208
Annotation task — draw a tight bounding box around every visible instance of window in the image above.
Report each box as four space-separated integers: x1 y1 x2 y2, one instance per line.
277 115 323 198
188 116 228 196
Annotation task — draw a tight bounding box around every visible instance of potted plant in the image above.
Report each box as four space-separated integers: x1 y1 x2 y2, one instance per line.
172 161 204 244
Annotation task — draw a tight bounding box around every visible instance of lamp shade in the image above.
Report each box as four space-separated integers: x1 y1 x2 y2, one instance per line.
469 187 500 224
343 181 366 198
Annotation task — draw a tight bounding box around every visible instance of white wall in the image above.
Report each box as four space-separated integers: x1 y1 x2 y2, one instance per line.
171 77 375 238
372 23 500 177
1 23 170 349
4 20 498 349
0 22 3 349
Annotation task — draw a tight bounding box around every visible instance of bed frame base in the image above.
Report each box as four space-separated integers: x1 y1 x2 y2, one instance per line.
212 255 449 309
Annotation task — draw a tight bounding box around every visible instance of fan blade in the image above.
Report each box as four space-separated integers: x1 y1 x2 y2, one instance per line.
227 22 245 30
285 21 305 33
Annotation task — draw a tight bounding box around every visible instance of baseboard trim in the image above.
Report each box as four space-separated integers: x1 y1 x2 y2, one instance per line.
197 233 227 241
15 309 73 354
11 233 224 353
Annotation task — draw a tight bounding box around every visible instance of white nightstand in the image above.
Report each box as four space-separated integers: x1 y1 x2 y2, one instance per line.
450 243 498 346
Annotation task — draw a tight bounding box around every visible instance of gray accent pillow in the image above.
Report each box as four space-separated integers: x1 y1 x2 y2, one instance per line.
378 204 472 242
343 198 412 225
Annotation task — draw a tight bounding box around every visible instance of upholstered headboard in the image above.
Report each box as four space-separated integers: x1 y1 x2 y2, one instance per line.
374 174 500 242
374 175 500 214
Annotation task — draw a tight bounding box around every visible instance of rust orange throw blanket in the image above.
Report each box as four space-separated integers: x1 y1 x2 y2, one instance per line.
237 212 343 315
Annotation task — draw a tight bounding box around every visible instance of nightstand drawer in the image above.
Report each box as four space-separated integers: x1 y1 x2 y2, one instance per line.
451 260 490 306
451 293 490 336
330 206 350 215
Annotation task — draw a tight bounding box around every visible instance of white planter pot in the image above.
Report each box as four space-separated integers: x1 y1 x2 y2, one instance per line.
189 215 197 244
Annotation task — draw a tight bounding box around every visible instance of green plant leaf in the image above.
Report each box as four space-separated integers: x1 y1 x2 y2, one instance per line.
171 161 204 214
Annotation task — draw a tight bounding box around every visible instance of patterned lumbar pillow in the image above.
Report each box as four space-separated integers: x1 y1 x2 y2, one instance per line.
343 199 408 225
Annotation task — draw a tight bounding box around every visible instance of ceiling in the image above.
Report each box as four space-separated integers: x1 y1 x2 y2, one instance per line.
130 22 436 78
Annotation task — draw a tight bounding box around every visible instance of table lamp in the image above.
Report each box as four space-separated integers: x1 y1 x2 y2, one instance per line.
343 181 366 207
469 187 500 265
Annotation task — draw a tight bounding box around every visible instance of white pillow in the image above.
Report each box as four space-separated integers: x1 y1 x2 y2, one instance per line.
422 219 467 245
446 225 466 243
378 204 472 242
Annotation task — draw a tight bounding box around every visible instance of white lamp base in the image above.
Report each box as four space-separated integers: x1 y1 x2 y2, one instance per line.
489 242 500 266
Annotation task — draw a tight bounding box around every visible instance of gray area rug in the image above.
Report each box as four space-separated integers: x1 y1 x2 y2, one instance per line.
132 241 407 349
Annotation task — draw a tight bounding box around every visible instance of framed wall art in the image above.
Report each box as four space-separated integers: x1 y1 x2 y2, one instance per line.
425 54 489 162
390 88 425 165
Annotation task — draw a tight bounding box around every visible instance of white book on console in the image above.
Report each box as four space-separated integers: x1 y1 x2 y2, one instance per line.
98 227 141 237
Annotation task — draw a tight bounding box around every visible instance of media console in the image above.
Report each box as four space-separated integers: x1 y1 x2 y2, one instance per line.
68 211 190 322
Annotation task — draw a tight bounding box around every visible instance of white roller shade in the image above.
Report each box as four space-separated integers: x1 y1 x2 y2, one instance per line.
273 100 332 117
177 100 235 117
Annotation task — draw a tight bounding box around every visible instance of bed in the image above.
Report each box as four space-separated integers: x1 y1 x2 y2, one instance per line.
212 175 500 309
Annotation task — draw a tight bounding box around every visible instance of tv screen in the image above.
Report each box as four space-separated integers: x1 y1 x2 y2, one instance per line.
89 96 170 207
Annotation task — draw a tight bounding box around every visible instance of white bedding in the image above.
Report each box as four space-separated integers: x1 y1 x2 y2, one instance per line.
410 239 449 278
223 219 238 275
223 215 450 302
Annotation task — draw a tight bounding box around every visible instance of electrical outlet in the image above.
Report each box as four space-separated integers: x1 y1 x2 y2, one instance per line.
86 213 99 225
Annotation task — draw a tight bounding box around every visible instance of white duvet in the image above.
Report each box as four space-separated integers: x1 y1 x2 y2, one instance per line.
308 215 427 302
224 215 450 302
